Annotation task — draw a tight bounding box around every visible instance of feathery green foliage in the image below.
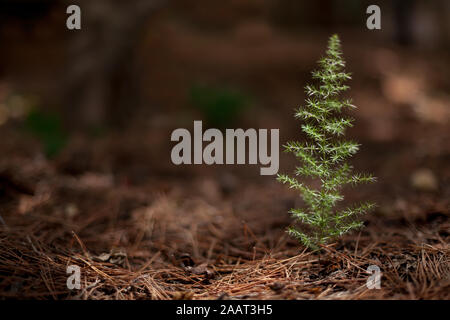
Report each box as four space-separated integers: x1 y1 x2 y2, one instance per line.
277 35 376 250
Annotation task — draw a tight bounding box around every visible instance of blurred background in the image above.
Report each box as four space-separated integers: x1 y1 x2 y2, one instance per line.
0 0 449 220
0 0 449 300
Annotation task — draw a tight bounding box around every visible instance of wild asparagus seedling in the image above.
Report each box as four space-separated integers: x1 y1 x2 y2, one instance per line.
277 34 376 250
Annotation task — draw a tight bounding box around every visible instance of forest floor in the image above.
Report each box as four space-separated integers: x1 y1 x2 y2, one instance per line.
0 121 448 299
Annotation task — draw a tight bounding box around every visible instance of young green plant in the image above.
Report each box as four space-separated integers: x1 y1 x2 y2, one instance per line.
277 34 376 250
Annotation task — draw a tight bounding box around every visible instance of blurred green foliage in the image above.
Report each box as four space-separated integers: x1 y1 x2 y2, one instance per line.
189 84 249 128
24 109 67 157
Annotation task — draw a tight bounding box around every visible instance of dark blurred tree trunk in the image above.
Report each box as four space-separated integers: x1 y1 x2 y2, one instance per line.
63 0 164 130
392 0 416 46
435 0 450 50
0 0 54 33
271 0 336 29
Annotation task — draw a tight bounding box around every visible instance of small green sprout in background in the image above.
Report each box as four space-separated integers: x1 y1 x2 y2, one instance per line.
189 84 249 128
277 34 376 250
0 89 68 158
25 108 68 158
